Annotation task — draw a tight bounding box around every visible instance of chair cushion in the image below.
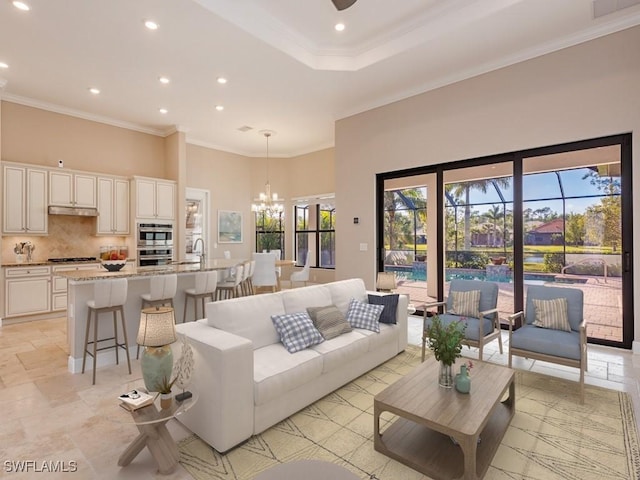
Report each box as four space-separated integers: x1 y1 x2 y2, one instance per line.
449 290 481 319
346 298 384 332
271 312 324 353
367 293 399 324
306 305 352 340
532 297 571 332
511 324 582 360
446 279 498 319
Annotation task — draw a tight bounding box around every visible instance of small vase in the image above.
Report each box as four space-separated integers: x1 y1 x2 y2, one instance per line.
438 361 454 388
455 364 471 394
160 393 172 409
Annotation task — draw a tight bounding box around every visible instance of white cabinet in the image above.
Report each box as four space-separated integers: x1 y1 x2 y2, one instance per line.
51 264 99 311
97 176 130 235
49 171 97 208
2 164 48 234
4 266 51 317
133 177 175 220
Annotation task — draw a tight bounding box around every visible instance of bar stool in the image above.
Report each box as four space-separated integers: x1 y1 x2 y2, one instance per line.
82 278 131 385
217 264 244 299
239 260 253 296
137 274 177 359
183 270 218 323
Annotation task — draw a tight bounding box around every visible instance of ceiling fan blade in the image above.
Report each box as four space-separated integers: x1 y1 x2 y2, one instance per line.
331 0 357 11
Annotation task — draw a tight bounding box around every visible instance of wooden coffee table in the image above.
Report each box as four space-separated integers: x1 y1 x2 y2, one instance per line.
374 357 515 480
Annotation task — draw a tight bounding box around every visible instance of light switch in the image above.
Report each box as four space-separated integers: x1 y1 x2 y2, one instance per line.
359 243 368 251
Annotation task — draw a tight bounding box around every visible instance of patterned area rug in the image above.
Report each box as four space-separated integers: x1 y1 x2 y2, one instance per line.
178 347 640 480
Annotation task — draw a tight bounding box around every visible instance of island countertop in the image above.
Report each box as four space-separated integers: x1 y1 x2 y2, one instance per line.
56 258 245 282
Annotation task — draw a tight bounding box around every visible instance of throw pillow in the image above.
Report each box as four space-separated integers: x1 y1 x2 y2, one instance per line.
367 294 399 324
271 312 324 353
532 297 571 332
306 305 352 340
346 298 384 333
449 290 481 319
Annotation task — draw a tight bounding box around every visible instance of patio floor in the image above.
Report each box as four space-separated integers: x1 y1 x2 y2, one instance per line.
396 275 623 342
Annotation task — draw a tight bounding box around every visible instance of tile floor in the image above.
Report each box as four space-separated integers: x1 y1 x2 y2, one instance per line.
1 315 639 479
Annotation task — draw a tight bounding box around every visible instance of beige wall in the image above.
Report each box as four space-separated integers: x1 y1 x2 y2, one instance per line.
1 102 166 177
335 26 640 344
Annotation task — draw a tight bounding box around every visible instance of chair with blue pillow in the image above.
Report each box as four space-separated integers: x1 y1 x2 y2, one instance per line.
421 279 502 362
508 285 586 403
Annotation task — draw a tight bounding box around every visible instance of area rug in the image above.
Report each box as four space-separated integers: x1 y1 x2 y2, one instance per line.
178 347 640 480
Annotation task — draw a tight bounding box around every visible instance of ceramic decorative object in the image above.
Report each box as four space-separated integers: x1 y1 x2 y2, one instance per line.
439 361 454 388
455 364 471 394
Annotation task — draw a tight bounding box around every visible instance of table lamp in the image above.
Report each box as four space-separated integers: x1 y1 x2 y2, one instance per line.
376 272 397 292
137 306 177 392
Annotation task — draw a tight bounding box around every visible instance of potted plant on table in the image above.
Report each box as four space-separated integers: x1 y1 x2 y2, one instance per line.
157 376 177 409
425 315 467 388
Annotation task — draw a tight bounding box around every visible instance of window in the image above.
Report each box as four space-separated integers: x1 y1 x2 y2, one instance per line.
255 211 284 256
294 202 335 268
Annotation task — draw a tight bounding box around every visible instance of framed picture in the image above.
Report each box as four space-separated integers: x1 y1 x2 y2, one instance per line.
218 210 243 243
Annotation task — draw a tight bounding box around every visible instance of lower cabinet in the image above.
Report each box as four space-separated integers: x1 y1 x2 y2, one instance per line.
4 266 51 318
51 264 99 311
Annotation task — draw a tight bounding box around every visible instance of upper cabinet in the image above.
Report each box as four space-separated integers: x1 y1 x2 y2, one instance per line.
132 176 175 221
97 176 130 235
3 164 48 235
49 171 97 208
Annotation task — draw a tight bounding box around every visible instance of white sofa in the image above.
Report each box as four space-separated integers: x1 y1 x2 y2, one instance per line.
174 278 408 453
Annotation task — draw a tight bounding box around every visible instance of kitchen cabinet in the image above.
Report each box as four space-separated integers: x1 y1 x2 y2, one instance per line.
2 164 48 234
97 176 130 235
51 264 99 311
49 171 97 208
4 266 51 317
133 176 175 220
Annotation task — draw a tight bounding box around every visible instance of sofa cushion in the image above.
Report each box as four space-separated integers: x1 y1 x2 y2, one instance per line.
310 330 369 373
325 279 367 315
306 305 352 340
346 298 384 333
532 297 571 332
281 284 333 314
271 312 324 353
206 293 284 349
368 293 399 324
253 344 323 406
354 323 397 351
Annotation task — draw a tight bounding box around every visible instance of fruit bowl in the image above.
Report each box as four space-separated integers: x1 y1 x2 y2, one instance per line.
101 260 127 272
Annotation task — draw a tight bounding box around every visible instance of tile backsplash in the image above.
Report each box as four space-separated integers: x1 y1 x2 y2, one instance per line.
2 215 131 263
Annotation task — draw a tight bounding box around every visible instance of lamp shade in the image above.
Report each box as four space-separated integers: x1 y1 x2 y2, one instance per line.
376 272 397 291
137 306 177 347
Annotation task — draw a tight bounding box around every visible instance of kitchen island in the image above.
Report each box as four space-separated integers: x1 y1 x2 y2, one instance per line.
57 259 245 374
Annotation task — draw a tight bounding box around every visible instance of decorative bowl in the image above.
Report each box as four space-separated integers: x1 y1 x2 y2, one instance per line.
101 260 127 272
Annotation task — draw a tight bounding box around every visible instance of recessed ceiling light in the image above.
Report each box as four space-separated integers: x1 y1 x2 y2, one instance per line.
12 1 30 11
0 62 8 69
216 77 227 85
215 105 224 111
159 108 168 114
144 20 159 30
335 23 345 32
158 76 170 84
88 87 100 95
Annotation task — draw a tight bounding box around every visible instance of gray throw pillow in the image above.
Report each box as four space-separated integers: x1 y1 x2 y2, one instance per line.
306 305 352 340
368 294 399 324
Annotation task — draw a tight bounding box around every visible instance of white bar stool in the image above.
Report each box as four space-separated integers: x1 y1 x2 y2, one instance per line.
137 274 177 359
82 278 131 385
183 270 218 323
217 264 244 299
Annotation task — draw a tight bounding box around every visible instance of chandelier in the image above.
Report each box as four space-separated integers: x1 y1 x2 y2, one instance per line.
252 131 284 214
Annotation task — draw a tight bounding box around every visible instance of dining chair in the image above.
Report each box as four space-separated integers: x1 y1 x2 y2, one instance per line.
252 253 278 293
289 251 312 288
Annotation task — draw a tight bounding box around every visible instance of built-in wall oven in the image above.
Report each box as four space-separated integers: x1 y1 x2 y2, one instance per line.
137 222 174 267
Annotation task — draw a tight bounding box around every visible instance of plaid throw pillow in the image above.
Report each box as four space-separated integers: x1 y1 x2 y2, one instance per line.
271 312 324 353
307 305 352 340
449 290 481 318
532 297 571 332
346 298 384 333
367 294 399 324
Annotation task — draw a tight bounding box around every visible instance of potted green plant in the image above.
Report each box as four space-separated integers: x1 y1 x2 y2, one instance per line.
425 315 467 388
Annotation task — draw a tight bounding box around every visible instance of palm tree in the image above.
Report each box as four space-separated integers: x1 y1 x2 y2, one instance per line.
447 178 511 250
483 204 503 247
384 188 426 252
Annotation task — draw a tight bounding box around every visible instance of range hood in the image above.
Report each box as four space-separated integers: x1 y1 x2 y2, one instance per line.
48 206 99 217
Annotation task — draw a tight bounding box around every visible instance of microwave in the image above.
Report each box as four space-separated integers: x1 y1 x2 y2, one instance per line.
137 223 173 266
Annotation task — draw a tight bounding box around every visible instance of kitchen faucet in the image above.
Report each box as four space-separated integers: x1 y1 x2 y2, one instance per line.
193 238 205 265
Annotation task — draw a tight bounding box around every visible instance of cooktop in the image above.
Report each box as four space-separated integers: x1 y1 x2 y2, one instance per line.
47 257 98 263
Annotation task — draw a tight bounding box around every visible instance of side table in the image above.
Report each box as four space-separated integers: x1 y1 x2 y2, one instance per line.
112 383 197 475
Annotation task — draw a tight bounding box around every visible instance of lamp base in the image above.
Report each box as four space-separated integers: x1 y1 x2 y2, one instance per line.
140 345 173 392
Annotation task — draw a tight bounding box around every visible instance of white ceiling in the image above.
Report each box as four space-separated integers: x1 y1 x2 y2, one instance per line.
0 0 639 157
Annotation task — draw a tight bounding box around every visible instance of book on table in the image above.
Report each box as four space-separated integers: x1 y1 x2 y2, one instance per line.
119 389 154 411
